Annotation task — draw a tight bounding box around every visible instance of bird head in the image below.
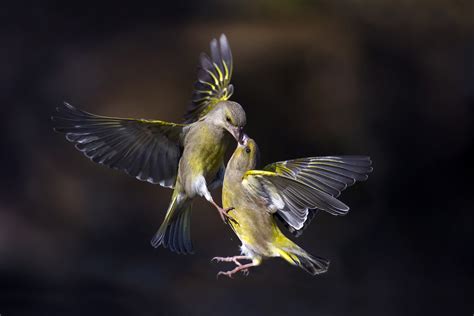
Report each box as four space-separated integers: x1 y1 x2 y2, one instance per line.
207 101 246 143
228 134 260 172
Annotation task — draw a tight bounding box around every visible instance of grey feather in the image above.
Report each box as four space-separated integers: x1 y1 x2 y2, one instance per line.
52 102 184 187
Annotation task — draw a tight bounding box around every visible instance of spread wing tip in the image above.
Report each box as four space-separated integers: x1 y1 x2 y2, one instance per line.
184 34 234 123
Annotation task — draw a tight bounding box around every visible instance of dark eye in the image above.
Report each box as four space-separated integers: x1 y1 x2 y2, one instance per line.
226 116 231 123
245 147 251 153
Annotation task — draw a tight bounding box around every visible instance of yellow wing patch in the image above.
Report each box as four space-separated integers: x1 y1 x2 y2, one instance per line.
184 34 234 123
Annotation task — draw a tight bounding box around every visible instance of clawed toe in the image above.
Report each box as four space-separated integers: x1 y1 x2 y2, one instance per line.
211 256 226 263
216 267 251 279
218 207 235 223
224 207 235 213
219 213 230 223
211 201 235 224
217 271 233 279
212 256 256 279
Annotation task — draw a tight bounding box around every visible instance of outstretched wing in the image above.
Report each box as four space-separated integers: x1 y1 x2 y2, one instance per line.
243 156 373 231
275 209 321 238
184 34 234 123
52 102 186 188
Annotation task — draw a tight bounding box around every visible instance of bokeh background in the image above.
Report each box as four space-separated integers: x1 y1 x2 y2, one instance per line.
2 1 473 315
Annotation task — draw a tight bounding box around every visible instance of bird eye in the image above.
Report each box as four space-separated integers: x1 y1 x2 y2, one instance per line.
245 147 251 153
226 116 231 123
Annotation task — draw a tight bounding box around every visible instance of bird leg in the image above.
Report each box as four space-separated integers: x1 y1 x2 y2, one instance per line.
201 184 235 223
209 200 234 223
212 256 255 278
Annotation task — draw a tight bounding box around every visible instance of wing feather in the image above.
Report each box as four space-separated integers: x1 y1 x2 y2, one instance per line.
184 34 234 123
52 102 185 187
243 156 372 231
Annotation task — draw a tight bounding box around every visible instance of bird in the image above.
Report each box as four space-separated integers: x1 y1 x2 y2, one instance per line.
52 34 246 255
213 135 373 277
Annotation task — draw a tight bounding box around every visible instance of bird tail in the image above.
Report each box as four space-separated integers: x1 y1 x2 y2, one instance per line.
277 239 329 275
150 189 194 254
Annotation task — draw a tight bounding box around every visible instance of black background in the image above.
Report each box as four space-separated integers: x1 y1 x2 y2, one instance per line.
1 1 473 315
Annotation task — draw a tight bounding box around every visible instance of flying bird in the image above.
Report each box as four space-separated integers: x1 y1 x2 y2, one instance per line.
213 135 372 277
52 34 245 255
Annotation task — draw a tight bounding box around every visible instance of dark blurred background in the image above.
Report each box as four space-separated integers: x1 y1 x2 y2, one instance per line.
1 1 473 315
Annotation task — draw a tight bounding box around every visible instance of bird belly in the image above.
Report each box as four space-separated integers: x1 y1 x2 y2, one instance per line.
180 129 229 196
228 206 277 258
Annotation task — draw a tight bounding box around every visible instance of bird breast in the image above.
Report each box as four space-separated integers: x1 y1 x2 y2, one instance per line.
179 123 231 194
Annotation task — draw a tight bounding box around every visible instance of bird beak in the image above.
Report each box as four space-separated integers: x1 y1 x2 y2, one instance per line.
240 133 249 146
238 128 244 144
229 126 244 144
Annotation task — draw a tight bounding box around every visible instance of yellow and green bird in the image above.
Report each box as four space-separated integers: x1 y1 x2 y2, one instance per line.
213 135 372 277
52 34 245 254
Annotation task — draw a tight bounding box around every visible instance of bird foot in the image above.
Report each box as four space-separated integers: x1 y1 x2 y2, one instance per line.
212 255 249 266
212 256 255 279
216 263 255 279
217 206 235 223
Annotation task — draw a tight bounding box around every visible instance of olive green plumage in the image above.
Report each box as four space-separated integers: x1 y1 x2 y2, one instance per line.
213 136 372 277
52 31 373 274
149 101 245 253
52 34 246 254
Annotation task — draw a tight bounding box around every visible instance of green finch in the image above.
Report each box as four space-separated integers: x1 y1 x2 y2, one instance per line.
213 135 372 277
52 34 246 254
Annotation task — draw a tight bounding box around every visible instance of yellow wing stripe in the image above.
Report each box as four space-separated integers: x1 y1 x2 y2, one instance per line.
223 61 230 81
213 62 224 83
198 80 216 90
243 170 277 179
137 119 186 127
205 69 220 86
